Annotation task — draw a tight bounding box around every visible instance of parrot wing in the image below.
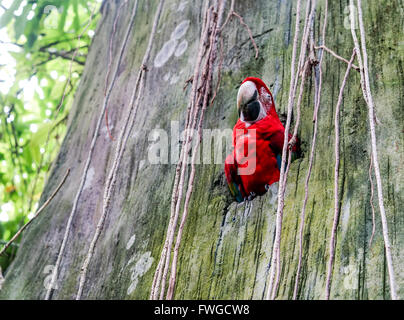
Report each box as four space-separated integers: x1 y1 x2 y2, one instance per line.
262 119 301 170
225 153 246 203
270 131 301 170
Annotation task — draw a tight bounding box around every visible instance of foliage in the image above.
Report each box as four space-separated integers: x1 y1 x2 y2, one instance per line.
0 0 100 271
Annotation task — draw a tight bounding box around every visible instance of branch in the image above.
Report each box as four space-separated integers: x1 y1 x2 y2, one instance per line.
39 36 90 51
0 40 23 47
220 0 258 59
0 240 18 247
315 45 360 71
39 47 86 65
0 169 70 257
26 82 75 222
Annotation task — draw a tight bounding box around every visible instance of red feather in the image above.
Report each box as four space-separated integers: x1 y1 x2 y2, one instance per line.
225 77 299 200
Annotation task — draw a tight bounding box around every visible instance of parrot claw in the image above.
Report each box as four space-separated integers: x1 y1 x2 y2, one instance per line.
247 192 256 201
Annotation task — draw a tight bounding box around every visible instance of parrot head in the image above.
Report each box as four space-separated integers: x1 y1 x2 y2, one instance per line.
237 77 276 124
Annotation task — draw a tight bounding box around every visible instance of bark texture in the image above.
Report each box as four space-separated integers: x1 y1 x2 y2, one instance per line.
0 0 403 299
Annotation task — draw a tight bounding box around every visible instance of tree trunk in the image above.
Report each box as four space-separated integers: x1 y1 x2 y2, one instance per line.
0 0 402 299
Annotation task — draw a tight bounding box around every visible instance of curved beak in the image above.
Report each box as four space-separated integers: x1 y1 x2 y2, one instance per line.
238 89 260 122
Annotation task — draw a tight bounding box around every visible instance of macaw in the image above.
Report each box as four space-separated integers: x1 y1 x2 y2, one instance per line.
224 77 299 202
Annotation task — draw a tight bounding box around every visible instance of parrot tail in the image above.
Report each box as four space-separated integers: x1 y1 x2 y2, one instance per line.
228 181 245 203
225 153 247 203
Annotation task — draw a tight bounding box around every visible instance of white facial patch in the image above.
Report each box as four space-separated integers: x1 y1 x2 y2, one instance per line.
237 81 267 124
237 81 256 110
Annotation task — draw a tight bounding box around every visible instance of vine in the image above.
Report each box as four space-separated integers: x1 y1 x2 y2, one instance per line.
263 0 396 300
293 0 328 300
350 0 397 299
76 0 166 300
20 0 396 301
150 1 213 300
265 0 304 300
45 0 140 300
150 0 258 300
325 49 356 300
0 169 70 257
104 0 129 141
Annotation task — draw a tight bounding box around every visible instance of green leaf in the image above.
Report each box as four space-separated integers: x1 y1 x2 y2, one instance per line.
28 122 53 164
21 148 33 172
25 3 45 48
0 0 23 28
72 0 80 32
0 221 4 239
13 3 31 40
0 0 99 270
57 3 68 33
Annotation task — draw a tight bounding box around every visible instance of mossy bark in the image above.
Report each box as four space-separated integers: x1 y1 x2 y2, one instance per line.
0 0 402 299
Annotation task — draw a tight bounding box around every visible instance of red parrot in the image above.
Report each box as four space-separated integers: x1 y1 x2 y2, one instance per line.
225 77 299 202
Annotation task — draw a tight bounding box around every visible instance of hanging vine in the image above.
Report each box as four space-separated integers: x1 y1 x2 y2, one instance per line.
325 49 356 299
293 0 328 300
150 0 259 300
151 0 226 300
265 0 307 300
62 0 397 301
76 0 166 300
150 1 212 300
0 169 70 257
368 156 376 248
24 0 397 301
104 0 130 141
258 0 398 300
350 0 397 300
45 0 140 300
